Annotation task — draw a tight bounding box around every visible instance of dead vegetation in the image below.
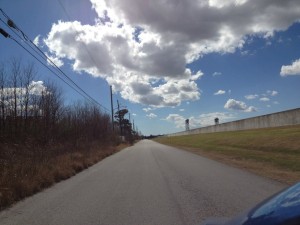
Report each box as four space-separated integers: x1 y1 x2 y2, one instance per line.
0 59 129 210
0 141 122 210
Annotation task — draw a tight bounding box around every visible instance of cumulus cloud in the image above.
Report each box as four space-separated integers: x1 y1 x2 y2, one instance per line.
43 0 300 106
214 90 226 95
46 53 64 68
1 81 46 97
165 112 235 129
146 113 157 119
33 35 40 46
224 99 256 112
43 20 201 107
143 107 153 112
0 81 47 113
28 81 47 95
245 94 258 100
165 114 186 129
259 97 270 102
280 59 300 76
245 90 278 101
267 90 278 96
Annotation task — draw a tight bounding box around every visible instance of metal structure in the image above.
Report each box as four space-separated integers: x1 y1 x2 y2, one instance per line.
185 119 190 131
214 117 219 125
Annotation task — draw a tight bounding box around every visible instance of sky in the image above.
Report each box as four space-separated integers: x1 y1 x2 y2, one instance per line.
1 0 300 135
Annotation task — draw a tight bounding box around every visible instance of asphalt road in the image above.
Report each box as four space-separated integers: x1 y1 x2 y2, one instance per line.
0 140 286 225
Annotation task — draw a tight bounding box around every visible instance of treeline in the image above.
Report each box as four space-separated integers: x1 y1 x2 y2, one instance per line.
0 59 113 146
0 59 121 209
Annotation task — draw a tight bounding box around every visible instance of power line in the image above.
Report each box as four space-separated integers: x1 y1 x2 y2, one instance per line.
56 0 101 71
9 35 98 107
0 8 110 113
0 8 109 111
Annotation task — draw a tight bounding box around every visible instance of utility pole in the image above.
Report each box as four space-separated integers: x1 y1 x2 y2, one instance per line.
129 112 132 133
117 99 122 135
110 85 114 131
133 119 135 132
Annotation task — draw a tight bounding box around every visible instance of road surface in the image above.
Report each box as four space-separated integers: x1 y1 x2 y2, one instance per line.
0 140 286 225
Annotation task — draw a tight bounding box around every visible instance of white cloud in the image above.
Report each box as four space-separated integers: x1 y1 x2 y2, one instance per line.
146 113 157 119
212 72 222 76
267 90 278 96
191 71 204 80
259 97 270 102
143 107 153 112
224 99 256 112
214 90 226 95
280 59 300 76
208 0 248 8
179 109 185 112
43 0 300 107
28 81 47 96
1 81 46 97
33 35 40 46
165 112 235 129
165 114 186 129
43 21 201 107
46 53 64 68
245 90 278 101
0 81 47 114
245 94 259 100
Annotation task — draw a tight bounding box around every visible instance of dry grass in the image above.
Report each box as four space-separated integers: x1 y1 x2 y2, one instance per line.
155 125 300 184
0 142 128 210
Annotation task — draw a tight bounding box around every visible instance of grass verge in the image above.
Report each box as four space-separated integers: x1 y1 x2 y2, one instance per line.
154 125 300 185
0 142 129 211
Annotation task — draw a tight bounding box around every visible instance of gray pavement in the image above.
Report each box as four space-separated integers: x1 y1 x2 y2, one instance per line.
0 140 286 225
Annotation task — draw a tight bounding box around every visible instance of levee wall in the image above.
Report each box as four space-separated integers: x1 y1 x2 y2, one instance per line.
168 108 300 137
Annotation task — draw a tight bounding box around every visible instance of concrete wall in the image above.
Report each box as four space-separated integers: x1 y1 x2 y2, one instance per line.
168 108 300 137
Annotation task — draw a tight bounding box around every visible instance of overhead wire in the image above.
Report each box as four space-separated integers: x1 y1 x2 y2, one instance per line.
56 0 102 72
9 35 98 107
3 18 109 112
55 1 113 111
57 1 127 118
0 8 110 113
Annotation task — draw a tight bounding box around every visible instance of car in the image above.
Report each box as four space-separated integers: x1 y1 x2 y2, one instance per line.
202 182 300 225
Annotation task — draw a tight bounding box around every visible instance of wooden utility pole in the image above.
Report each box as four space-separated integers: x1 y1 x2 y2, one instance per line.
110 85 114 131
117 100 122 135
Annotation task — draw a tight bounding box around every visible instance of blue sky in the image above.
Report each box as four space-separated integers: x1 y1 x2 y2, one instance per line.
1 0 300 135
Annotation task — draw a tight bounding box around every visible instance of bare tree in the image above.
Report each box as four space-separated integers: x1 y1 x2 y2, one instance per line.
9 58 22 136
0 58 117 147
22 62 36 131
0 63 7 132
